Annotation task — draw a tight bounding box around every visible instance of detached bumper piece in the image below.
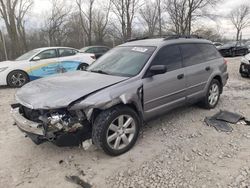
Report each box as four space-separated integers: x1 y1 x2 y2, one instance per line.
240 63 250 76
11 107 91 147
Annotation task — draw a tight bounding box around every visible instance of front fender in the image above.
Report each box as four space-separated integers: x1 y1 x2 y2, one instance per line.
69 79 144 121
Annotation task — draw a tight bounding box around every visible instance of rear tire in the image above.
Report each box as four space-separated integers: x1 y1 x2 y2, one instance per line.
7 70 29 88
201 79 221 109
241 73 249 78
77 63 89 71
92 105 141 156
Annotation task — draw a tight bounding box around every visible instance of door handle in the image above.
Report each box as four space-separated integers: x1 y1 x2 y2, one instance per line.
177 74 184 80
205 66 211 71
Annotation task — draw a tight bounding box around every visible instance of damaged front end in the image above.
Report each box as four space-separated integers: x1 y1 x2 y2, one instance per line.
11 104 91 146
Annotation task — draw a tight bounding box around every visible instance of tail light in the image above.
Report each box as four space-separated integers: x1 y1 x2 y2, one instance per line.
91 55 96 60
224 59 228 64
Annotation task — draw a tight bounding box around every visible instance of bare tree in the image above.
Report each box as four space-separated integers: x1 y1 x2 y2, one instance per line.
42 0 69 46
76 0 95 46
165 0 220 35
93 0 111 44
230 5 250 41
156 0 162 36
139 0 158 37
111 0 139 41
0 0 33 58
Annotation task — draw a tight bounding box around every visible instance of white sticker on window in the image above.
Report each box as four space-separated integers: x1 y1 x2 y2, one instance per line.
132 47 148 53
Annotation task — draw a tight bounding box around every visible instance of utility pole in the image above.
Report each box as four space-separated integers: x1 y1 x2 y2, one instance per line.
0 29 8 60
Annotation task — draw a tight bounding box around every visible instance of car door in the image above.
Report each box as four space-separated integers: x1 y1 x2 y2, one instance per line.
30 49 59 78
58 48 80 72
86 47 100 58
143 45 187 119
179 43 214 103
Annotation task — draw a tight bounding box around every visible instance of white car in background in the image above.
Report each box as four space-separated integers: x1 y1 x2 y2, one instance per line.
0 47 96 87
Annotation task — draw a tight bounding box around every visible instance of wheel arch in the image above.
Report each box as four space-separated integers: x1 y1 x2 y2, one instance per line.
90 103 143 125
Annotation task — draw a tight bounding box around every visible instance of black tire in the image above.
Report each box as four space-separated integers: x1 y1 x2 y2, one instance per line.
77 63 89 71
92 105 141 156
201 79 221 109
7 70 29 88
241 73 249 78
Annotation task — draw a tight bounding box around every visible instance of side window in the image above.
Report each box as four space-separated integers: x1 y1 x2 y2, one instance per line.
100 47 109 53
37 49 57 60
151 45 182 71
59 49 77 57
197 44 221 61
180 44 203 67
86 48 96 53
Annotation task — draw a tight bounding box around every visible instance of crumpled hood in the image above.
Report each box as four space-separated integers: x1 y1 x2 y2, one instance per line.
15 71 128 109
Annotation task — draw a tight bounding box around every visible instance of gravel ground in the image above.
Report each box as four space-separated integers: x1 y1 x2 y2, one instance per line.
0 57 250 188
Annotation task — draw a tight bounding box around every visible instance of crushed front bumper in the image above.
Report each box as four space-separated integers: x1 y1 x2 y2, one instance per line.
11 106 92 146
11 107 44 136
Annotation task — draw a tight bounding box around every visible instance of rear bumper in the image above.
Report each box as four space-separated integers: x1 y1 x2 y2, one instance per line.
239 63 250 75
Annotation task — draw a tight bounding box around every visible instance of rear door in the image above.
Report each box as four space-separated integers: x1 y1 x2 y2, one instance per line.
58 48 80 72
180 43 219 102
30 49 59 78
143 45 187 119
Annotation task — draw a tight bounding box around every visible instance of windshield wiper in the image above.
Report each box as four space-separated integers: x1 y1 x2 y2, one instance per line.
89 70 110 75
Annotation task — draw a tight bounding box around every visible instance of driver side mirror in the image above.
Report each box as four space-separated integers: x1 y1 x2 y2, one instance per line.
32 56 41 61
149 65 167 76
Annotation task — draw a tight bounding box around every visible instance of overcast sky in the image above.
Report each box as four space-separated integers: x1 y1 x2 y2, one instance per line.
2 0 250 39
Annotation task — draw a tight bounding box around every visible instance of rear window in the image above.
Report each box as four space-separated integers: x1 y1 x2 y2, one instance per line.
196 43 221 61
179 44 203 67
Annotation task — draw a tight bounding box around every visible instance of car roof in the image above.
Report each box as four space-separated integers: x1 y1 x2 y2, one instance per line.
119 38 212 48
81 45 110 49
35 47 78 51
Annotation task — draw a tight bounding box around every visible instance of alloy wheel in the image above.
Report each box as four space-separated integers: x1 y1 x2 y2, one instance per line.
208 83 219 106
106 115 136 150
10 72 27 87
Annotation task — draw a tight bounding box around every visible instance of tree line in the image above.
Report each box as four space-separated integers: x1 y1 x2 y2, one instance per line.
0 0 250 61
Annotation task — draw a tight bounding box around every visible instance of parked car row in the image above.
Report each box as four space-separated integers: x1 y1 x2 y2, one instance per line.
0 46 110 87
217 41 249 57
11 36 229 156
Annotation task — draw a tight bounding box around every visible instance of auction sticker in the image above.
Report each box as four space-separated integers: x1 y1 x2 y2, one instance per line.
132 47 148 53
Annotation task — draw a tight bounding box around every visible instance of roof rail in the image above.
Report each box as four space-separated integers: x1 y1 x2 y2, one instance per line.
164 35 203 40
126 36 149 42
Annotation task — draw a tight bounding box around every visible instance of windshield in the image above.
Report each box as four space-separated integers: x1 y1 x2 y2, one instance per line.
87 46 156 77
16 49 40 61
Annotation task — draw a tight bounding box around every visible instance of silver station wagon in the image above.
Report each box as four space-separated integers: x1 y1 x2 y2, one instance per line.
12 36 229 156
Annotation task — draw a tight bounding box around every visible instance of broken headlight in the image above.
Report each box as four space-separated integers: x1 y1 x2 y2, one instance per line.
39 110 86 132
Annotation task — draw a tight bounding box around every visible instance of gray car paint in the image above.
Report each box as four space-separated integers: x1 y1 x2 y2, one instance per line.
15 71 128 109
15 38 228 122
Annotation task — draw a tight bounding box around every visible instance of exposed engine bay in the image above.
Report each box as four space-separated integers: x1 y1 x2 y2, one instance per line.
15 104 92 146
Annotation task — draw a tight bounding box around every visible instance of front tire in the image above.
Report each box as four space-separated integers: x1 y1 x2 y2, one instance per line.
202 79 221 109
92 105 141 156
7 70 29 88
